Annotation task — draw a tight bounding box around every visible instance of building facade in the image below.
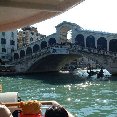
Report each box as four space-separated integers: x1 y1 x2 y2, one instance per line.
17 26 46 48
0 31 17 62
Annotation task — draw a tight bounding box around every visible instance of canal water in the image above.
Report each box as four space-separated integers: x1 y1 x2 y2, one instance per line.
0 72 117 117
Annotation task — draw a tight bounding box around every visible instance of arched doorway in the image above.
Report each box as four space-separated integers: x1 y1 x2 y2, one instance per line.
59 26 72 44
26 47 32 55
41 41 47 49
33 44 40 53
97 37 107 50
86 35 95 48
20 50 25 58
14 53 19 60
48 38 56 46
109 39 117 52
75 34 85 47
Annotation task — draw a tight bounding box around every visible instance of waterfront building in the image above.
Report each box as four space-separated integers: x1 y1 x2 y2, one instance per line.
0 31 17 63
17 26 46 48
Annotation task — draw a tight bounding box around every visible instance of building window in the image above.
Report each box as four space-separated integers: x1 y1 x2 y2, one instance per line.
1 38 6 44
30 37 33 42
2 48 6 52
2 32 5 37
10 40 15 45
11 32 14 39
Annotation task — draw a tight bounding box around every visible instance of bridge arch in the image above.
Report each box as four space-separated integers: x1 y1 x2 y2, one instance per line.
75 34 85 47
33 44 40 53
41 41 47 49
26 47 32 55
14 53 19 60
59 27 72 44
109 39 117 52
86 35 95 48
48 38 56 46
97 37 107 50
20 50 25 58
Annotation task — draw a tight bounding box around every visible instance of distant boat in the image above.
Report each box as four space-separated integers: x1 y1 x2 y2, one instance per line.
72 68 112 81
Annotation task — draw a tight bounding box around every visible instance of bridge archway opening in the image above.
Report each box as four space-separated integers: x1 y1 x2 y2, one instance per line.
75 34 85 47
109 39 117 52
59 26 72 44
97 37 107 50
67 30 72 42
20 50 25 58
14 53 19 60
41 41 47 49
33 44 40 53
86 35 95 48
26 47 32 55
48 38 56 46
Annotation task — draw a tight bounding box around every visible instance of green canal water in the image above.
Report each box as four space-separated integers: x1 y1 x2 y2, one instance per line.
0 72 117 117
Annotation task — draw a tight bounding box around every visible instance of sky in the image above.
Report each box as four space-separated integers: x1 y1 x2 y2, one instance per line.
33 0 117 35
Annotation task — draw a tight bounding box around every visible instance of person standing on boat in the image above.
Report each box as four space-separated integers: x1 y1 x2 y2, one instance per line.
97 67 104 79
87 66 93 78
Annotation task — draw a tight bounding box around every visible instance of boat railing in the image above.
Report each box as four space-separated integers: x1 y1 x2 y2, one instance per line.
1 100 74 117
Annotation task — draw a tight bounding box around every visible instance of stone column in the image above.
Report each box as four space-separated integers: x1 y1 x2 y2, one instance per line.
107 39 110 51
95 37 97 48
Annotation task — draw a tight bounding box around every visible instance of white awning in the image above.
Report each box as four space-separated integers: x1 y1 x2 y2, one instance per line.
0 0 84 31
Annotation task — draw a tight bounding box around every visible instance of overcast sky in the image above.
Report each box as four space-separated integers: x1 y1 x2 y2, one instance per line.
33 0 117 35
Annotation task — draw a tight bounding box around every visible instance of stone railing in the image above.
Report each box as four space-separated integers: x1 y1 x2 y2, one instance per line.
10 44 117 65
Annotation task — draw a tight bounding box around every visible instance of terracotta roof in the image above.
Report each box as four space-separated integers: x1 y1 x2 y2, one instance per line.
0 0 84 31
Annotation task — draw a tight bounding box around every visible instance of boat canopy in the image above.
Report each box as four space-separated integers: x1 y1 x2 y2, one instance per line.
0 0 84 31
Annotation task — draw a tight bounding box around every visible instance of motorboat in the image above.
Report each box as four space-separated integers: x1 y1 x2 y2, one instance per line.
72 68 112 81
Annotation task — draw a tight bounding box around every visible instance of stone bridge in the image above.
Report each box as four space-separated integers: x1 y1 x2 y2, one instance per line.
10 44 117 75
9 21 117 75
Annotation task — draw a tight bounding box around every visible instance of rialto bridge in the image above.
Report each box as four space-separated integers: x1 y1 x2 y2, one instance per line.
10 21 117 74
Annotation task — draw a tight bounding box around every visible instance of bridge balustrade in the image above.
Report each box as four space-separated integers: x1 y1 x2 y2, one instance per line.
10 43 117 66
68 44 117 58
10 47 51 65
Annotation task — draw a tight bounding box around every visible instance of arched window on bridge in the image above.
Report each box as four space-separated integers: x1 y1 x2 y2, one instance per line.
97 37 107 51
48 38 56 46
75 34 85 47
41 41 47 49
109 39 117 52
86 35 95 48
20 50 25 58
26 47 32 55
14 53 19 60
33 44 40 53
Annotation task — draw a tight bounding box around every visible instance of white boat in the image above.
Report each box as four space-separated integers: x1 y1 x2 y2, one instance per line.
73 68 112 81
